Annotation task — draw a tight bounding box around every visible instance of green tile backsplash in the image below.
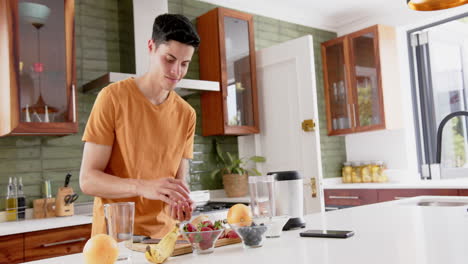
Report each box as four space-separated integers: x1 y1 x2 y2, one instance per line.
0 0 345 211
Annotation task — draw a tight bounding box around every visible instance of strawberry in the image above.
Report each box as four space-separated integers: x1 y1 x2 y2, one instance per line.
199 220 214 230
199 239 213 250
200 227 213 241
226 230 239 239
184 223 197 232
200 226 213 232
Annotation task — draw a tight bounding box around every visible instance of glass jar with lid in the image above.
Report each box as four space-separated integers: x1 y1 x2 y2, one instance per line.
371 161 381 182
376 161 388 182
342 162 352 183
361 161 372 183
351 161 362 183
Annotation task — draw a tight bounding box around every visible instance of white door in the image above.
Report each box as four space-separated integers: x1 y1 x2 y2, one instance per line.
238 35 325 214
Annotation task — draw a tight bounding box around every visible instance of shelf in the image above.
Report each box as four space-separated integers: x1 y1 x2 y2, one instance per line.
82 72 220 97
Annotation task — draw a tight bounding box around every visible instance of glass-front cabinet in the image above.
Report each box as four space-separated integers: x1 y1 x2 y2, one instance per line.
322 25 390 136
322 37 354 133
0 0 76 136
197 7 259 136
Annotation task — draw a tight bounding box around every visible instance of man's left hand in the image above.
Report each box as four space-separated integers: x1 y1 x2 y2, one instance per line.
170 199 195 221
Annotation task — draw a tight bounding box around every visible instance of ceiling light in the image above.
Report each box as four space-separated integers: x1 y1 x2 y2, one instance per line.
407 0 468 11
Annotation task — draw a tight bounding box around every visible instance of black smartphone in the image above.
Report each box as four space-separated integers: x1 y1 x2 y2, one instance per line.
300 229 354 239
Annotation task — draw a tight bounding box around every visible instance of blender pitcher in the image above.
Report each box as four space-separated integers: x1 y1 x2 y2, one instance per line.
248 175 276 218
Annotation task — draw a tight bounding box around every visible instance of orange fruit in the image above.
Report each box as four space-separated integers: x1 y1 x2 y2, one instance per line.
227 204 252 226
83 234 119 264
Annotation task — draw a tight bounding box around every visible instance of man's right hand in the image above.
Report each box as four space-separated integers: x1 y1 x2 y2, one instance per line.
137 177 191 206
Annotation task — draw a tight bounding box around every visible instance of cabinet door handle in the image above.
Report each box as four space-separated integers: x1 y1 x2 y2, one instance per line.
42 237 86 247
393 197 408 200
347 104 352 128
72 84 76 123
351 104 356 127
328 195 360 199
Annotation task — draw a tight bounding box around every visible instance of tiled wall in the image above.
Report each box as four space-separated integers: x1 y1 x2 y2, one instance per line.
0 0 346 211
169 0 346 182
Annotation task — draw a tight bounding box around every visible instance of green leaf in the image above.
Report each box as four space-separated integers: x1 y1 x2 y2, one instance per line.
213 139 226 165
249 168 262 176
249 156 266 163
210 169 221 180
233 167 243 175
226 152 235 165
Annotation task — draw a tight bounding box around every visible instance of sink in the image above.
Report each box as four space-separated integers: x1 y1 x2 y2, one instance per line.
397 196 468 207
416 201 468 207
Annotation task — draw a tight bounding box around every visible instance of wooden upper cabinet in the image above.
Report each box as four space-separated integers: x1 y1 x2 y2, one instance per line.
197 7 259 136
0 0 77 136
322 25 401 136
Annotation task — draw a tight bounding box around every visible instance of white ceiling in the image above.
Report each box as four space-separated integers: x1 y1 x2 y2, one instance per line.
199 0 468 35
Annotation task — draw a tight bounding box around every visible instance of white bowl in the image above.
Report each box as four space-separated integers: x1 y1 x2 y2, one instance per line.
265 215 290 238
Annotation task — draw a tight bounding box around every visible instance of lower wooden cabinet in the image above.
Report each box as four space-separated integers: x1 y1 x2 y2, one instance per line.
0 233 24 264
325 188 465 208
324 189 378 207
24 224 91 262
0 224 91 264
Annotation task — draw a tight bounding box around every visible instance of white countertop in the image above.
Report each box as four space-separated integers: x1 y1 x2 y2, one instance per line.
324 177 468 189
21 196 468 264
0 214 92 236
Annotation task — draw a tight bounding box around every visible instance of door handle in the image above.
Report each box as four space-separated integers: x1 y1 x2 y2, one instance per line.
304 178 317 197
302 119 315 132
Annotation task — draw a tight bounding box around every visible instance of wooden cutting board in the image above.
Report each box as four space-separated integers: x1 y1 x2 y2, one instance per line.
129 237 242 256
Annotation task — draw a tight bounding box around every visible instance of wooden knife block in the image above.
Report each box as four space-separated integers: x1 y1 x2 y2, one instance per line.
33 198 56 219
55 187 74 217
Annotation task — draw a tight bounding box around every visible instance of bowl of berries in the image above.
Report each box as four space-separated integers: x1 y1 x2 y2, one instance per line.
229 222 269 248
180 220 225 255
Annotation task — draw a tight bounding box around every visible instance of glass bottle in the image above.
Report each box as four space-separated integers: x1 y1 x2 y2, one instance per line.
17 177 26 220
5 177 18 221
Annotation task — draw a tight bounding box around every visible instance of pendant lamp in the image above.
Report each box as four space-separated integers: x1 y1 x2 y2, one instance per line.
407 0 468 11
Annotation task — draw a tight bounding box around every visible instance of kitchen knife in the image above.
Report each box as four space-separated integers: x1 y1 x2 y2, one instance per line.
64 173 72 187
141 238 189 244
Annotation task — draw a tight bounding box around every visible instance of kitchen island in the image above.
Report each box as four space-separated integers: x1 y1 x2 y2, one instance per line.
22 196 468 264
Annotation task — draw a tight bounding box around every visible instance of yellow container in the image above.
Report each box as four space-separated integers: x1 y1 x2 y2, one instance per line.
361 161 372 183
351 162 362 183
342 162 353 183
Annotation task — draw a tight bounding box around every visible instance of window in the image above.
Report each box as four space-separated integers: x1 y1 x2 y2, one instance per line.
410 14 468 179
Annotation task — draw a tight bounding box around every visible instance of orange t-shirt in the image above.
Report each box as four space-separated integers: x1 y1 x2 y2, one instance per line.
82 77 196 238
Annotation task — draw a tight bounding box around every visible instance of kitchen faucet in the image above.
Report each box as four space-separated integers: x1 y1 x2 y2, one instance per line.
433 111 468 179
436 111 468 163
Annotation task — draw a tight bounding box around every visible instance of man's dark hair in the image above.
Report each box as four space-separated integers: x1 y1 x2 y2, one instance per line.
152 14 200 48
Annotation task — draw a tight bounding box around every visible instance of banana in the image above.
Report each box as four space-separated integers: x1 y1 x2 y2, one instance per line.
145 225 180 264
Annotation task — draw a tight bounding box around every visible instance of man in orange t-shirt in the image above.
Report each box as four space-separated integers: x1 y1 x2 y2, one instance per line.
79 14 200 238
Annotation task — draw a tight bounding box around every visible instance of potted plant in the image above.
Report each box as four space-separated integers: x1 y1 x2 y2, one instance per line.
211 140 266 197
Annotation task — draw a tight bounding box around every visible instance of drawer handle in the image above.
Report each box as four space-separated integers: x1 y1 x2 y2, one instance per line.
42 237 87 247
329 195 360 199
394 197 408 200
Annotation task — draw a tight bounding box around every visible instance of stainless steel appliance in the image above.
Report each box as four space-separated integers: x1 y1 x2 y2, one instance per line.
268 171 306 230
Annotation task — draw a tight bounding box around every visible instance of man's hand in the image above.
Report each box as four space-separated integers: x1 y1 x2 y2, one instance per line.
170 199 195 222
137 178 191 206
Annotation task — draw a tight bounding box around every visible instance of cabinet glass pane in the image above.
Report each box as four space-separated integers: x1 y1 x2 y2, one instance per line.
325 42 351 130
224 16 254 127
18 0 68 123
351 32 381 127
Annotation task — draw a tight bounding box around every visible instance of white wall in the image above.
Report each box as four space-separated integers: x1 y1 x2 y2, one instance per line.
133 0 168 75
